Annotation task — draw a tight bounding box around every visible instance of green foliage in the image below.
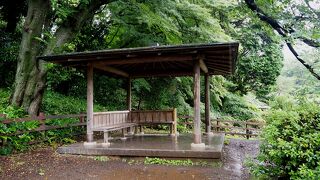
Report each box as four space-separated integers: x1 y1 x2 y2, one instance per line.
209 76 261 121
0 89 27 118
93 156 109 162
277 47 320 101
143 157 222 167
42 91 106 114
250 101 320 179
144 157 193 166
221 93 259 121
0 88 108 155
0 29 19 87
269 95 296 111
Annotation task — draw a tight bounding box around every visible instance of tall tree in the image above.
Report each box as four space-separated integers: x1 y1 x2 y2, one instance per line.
11 0 114 114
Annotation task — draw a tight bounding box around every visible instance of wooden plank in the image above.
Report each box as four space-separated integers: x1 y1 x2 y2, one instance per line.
93 111 130 115
131 70 193 78
87 63 94 142
93 63 129 77
70 54 194 65
1 114 86 125
132 110 173 113
166 112 173 122
193 60 201 144
212 119 265 126
212 125 261 131
3 122 87 136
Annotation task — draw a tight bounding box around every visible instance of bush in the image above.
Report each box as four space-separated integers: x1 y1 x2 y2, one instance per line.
42 91 106 114
250 101 320 179
221 93 260 121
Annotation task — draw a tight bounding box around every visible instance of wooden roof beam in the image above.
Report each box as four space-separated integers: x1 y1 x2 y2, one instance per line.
199 59 208 73
131 70 193 78
196 55 208 73
67 54 194 65
93 63 129 78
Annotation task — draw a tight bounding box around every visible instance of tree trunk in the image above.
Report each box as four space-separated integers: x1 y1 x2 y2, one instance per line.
11 0 112 115
11 0 50 114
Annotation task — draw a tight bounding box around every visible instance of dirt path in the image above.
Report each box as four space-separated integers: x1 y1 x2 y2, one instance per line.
0 138 259 180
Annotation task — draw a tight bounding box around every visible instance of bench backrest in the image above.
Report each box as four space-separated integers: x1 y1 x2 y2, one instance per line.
92 109 177 128
93 111 129 128
130 109 176 124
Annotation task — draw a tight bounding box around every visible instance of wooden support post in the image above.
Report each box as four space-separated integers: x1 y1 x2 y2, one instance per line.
193 60 202 145
205 74 212 134
127 77 132 111
86 63 94 143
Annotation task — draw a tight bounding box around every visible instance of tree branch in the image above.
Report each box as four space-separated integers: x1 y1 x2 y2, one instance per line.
304 0 320 19
244 0 320 80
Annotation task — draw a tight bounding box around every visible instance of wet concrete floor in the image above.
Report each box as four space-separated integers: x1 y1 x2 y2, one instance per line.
58 133 225 158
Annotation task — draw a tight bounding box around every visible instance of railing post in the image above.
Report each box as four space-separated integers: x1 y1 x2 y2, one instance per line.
246 123 249 139
79 116 84 123
38 112 46 130
216 120 220 132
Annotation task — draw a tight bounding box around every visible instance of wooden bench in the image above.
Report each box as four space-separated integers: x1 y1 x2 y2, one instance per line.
91 109 177 146
92 111 135 145
130 109 177 135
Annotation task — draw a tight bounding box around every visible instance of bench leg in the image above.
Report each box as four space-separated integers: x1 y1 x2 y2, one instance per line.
121 129 127 140
139 125 144 135
102 132 111 147
171 123 179 137
134 126 139 134
169 124 173 135
128 127 134 136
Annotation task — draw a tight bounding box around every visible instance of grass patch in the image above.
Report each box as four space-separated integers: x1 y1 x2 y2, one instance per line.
143 157 222 167
92 156 109 162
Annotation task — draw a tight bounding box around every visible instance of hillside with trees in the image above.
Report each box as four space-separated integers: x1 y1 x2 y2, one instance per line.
0 0 319 179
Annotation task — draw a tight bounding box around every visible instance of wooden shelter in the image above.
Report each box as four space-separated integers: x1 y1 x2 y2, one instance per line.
39 42 239 149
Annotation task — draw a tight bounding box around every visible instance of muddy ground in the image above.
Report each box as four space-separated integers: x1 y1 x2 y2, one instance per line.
0 138 259 180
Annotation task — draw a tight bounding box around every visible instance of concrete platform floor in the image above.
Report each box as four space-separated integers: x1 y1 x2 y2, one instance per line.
58 133 225 159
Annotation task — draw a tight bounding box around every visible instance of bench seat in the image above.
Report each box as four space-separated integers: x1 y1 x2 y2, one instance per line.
92 123 137 132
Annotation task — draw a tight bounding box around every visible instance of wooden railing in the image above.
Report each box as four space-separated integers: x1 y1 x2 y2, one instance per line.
93 111 129 129
0 113 86 136
178 116 265 139
0 113 264 140
212 119 265 139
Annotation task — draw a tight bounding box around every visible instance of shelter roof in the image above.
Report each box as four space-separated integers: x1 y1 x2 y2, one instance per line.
38 42 239 78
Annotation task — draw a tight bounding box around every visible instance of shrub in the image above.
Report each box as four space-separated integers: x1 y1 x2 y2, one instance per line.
221 93 260 121
250 101 320 179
